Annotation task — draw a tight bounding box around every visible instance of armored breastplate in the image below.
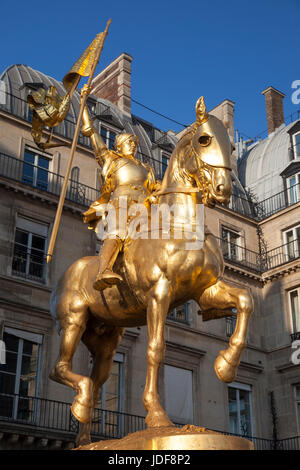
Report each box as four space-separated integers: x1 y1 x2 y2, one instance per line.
112 158 150 189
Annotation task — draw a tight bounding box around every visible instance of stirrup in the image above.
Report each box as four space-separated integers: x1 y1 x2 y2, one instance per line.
93 270 123 291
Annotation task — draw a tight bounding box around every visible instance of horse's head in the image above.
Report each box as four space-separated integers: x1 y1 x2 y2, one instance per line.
185 97 233 207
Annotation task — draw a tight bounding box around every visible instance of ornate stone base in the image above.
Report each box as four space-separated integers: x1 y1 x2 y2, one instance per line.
75 425 254 450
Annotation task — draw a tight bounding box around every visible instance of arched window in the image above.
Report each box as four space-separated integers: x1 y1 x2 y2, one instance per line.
70 166 80 182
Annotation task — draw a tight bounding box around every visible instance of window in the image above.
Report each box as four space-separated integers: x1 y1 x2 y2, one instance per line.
221 227 241 261
161 154 169 178
228 382 253 437
92 353 124 436
287 173 300 205
289 289 300 336
293 132 300 158
68 166 87 205
164 364 194 423
283 225 300 260
22 148 50 191
12 217 48 281
168 303 190 324
0 328 42 421
295 385 300 433
100 126 116 150
226 311 237 337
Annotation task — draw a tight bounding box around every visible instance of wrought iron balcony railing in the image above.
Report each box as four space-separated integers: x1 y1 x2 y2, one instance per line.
0 151 100 208
229 183 300 221
1 152 300 275
290 331 300 342
2 87 300 222
218 237 300 274
0 393 299 450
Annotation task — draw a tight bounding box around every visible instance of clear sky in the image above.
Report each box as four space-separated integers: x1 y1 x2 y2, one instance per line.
1 0 300 138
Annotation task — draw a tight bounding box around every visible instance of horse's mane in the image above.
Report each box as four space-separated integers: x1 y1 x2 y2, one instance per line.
164 123 198 186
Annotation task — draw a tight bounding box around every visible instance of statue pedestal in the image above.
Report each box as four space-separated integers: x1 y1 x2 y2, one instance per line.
75 425 254 450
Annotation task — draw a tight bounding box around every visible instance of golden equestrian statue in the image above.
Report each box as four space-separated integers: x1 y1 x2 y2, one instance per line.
49 98 253 446
27 25 254 449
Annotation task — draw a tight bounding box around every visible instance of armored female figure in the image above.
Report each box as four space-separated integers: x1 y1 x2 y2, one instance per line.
81 100 158 291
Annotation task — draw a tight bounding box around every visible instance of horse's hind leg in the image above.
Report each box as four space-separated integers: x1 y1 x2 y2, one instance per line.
50 295 93 424
76 325 125 447
198 279 253 383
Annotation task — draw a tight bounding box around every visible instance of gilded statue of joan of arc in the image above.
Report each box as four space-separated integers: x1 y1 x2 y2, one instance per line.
81 90 159 291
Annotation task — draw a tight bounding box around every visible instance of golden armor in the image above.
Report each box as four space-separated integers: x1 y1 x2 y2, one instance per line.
81 102 159 290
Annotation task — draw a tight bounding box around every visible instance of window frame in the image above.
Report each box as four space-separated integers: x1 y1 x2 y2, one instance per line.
0 327 43 421
22 147 52 191
164 364 194 424
98 122 118 151
228 381 253 438
221 226 242 262
283 224 300 260
161 152 170 179
288 288 300 335
295 384 300 434
286 173 300 204
292 132 300 159
11 216 48 283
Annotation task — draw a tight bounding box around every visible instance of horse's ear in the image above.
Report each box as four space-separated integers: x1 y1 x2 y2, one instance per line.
195 96 208 124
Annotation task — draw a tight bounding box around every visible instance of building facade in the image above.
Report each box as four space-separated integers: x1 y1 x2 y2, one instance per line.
0 55 299 450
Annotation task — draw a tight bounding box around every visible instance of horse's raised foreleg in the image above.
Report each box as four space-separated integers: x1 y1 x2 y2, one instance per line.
143 277 174 428
49 296 93 424
198 279 253 383
76 326 125 447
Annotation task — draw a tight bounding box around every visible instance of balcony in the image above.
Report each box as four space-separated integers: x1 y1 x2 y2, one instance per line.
229 183 300 221
218 237 300 274
0 393 299 450
0 393 146 446
0 151 99 208
291 332 300 342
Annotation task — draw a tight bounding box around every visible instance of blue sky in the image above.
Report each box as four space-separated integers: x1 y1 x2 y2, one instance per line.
1 0 299 138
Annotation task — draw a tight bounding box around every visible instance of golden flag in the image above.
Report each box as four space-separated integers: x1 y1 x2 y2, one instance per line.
63 32 106 93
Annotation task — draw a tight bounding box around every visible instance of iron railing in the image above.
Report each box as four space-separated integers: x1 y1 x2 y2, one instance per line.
229 183 300 221
290 332 300 342
217 237 300 274
0 151 100 207
2 88 300 221
1 153 300 274
0 393 299 449
263 238 300 271
0 393 146 440
217 237 263 273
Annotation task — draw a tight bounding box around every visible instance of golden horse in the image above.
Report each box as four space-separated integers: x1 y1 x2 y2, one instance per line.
49 100 253 446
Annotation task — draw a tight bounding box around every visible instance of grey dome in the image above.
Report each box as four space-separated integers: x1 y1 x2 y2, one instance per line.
238 122 298 200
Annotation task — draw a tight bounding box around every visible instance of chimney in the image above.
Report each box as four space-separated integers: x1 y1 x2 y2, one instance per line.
209 99 235 144
92 52 133 115
261 86 285 135
209 99 237 173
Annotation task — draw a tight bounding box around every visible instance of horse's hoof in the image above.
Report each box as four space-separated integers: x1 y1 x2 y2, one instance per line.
71 398 93 424
214 352 237 383
145 411 174 428
76 435 92 447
